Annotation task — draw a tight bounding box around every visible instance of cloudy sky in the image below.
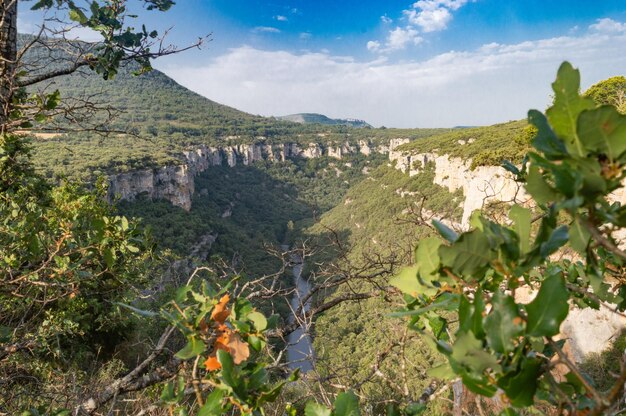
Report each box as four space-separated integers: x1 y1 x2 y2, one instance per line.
19 1 626 127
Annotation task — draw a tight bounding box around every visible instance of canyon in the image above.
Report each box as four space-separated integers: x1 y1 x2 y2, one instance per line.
106 138 409 210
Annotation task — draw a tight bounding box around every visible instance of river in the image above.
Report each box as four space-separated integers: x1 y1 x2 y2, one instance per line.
285 250 314 373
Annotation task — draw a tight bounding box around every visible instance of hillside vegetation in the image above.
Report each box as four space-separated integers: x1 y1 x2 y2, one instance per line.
396 120 532 168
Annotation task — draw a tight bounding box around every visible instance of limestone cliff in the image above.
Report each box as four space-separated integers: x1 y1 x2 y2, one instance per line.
389 150 530 227
108 138 409 211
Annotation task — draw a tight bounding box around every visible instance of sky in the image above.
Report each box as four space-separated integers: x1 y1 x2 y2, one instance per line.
18 1 626 128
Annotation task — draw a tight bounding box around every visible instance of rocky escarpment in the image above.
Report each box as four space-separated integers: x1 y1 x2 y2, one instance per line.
389 149 530 227
108 138 410 210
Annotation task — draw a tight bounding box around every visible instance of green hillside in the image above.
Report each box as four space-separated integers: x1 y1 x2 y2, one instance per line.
20 39 450 181
396 119 532 168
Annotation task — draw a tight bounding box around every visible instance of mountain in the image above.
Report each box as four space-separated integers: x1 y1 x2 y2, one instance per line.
276 113 372 128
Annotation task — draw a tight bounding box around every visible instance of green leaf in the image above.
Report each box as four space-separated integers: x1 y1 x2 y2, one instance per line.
432 220 458 243
439 230 495 277
198 389 226 416
126 244 140 253
334 391 360 416
404 403 427 415
483 292 524 353
577 105 626 161
539 225 568 258
526 165 558 205
304 402 332 416
0 325 12 343
451 331 501 374
217 349 244 398
160 381 176 403
247 311 267 331
121 216 129 231
569 216 591 254
546 62 595 157
526 273 569 337
427 361 455 379
103 247 115 268
69 8 88 24
498 357 542 407
389 294 458 317
389 265 420 296
247 335 264 351
174 337 205 359
510 205 531 254
415 237 442 277
529 109 567 159
458 293 485 339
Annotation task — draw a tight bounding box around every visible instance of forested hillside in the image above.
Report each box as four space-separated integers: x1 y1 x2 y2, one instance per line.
4 4 626 415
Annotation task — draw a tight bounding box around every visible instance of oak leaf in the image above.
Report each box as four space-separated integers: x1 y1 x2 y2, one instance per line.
224 332 250 364
211 294 230 324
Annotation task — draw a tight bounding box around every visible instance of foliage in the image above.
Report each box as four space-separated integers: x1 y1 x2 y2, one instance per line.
391 62 626 413
396 120 530 168
295 391 361 416
0 132 152 411
583 76 626 113
153 281 292 415
28 0 174 79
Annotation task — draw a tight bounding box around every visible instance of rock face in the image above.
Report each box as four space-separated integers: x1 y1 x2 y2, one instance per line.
107 165 195 210
390 150 530 227
108 138 408 211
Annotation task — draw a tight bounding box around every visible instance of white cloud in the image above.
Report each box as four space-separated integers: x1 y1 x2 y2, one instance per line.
369 0 472 53
162 22 626 128
299 32 312 40
387 26 423 49
253 26 281 34
590 18 626 33
367 40 382 52
405 6 451 32
381 15 392 24
275 15 288 22
368 26 423 53
405 0 470 32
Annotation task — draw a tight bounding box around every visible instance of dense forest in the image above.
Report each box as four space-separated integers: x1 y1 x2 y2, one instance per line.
4 2 626 416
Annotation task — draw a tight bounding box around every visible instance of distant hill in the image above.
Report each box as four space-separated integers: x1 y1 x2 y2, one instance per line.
276 113 371 128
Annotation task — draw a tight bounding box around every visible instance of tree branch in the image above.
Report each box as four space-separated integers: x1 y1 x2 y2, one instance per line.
74 325 177 415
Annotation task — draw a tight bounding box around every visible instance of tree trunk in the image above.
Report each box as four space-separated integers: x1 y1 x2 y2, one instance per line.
0 0 18 133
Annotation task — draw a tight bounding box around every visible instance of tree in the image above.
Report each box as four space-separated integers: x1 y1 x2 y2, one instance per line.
584 76 626 113
0 2 217 414
390 62 626 414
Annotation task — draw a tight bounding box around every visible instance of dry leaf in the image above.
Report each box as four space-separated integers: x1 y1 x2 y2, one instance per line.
225 332 250 364
211 294 230 324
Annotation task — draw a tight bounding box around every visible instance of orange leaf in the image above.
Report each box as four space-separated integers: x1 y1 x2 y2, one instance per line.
211 294 230 324
204 354 221 371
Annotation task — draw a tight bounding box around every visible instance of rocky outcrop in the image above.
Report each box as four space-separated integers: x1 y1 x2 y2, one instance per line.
107 165 195 210
108 138 409 211
390 150 530 227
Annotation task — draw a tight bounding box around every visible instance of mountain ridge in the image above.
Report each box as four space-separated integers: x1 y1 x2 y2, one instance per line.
276 113 371 128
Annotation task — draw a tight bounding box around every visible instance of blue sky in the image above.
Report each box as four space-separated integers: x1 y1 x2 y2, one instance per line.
18 1 626 127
